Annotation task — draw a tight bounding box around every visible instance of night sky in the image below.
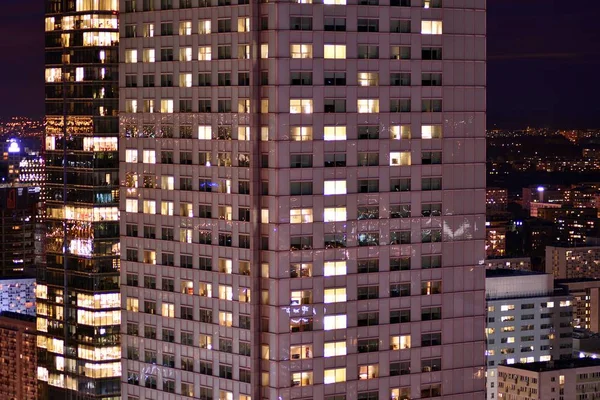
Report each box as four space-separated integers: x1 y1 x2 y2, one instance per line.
1 0 599 129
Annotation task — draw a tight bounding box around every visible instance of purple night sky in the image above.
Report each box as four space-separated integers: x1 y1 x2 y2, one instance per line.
0 0 599 128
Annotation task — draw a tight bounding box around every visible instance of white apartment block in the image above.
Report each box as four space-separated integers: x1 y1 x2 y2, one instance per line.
486 270 573 400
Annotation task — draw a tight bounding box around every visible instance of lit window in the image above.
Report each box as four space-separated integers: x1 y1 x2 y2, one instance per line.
75 67 84 82
291 290 313 305
501 305 515 311
261 209 269 222
126 298 139 312
422 20 443 35
219 285 233 300
324 261 346 276
324 126 346 141
199 20 211 34
179 47 192 61
324 180 346 195
324 288 347 303
357 72 378 86
238 17 250 32
160 99 173 113
391 125 411 140
359 365 379 379
324 207 346 222
290 126 313 141
357 99 379 113
161 201 174 216
161 303 175 318
45 68 62 82
324 0 346 4
290 44 313 59
390 335 411 350
219 259 233 274
324 368 346 384
125 49 138 63
125 149 138 163
179 73 192 87
142 48 155 63
324 44 346 59
547 302 554 308
238 126 250 141
290 99 313 114
198 46 212 61
179 21 192 35
219 311 233 327
143 200 156 214
290 344 313 359
390 152 411 166
161 176 174 190
261 99 269 113
291 372 313 387
125 199 138 213
199 283 212 297
142 150 155 163
125 100 137 113
198 126 212 140
324 315 347 330
261 44 269 58
143 23 154 37
324 341 347 357
560 300 571 307
290 208 313 223
422 125 442 139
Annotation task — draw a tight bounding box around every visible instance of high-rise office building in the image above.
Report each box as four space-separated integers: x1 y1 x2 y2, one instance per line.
39 0 121 399
120 1 486 399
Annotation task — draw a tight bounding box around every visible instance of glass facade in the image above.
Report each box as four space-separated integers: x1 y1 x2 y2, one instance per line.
38 0 120 399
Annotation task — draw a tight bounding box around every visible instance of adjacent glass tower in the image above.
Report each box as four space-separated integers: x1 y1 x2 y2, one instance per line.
120 0 486 399
39 0 121 399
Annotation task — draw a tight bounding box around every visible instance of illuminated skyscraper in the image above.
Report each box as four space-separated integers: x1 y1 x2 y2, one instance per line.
39 0 121 399
120 0 486 399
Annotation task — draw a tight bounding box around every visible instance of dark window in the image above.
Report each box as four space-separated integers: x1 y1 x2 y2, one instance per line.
290 16 313 30
240 315 251 330
422 99 443 112
390 19 411 33
390 204 411 218
391 178 411 192
160 23 173 35
390 99 411 112
422 255 442 269
162 328 174 342
161 74 173 86
358 232 379 246
358 0 378 5
422 358 442 372
358 179 379 193
421 332 442 347
219 365 233 379
390 73 411 86
198 73 211 86
219 338 233 353
126 224 138 237
391 46 411 59
324 234 347 248
421 307 442 321
324 99 346 113
290 154 313 168
218 73 231 86
144 325 156 339
357 312 379 326
199 361 213 376
358 45 379 59
422 177 442 191
239 234 250 248
240 368 252 383
324 17 346 31
390 230 411 244
181 306 193 320
161 48 174 61
161 253 174 266
126 273 138 286
357 338 379 353
421 384 442 398
290 181 313 195
422 73 442 86
162 278 174 291
421 203 442 217
218 233 232 247
357 259 379 273
199 179 213 192
390 283 411 297
390 257 411 271
180 255 193 269
358 19 379 32
239 342 251 356
390 361 411 376
239 207 250 221
198 99 211 112
218 45 232 59
357 285 379 300
390 0 411 5
290 71 313 85
198 231 212 244
238 72 250 86
161 151 173 164
199 257 212 271
218 100 231 112
181 357 194 371
126 74 138 87
238 181 250 194
357 206 379 220
358 152 379 166
422 47 443 60
290 236 313 250
179 100 192 112
390 309 411 324
180 151 192 165
161 0 173 9
324 72 346 86
161 227 174 241
358 125 379 139
422 151 442 164
217 19 232 32
358 392 378 400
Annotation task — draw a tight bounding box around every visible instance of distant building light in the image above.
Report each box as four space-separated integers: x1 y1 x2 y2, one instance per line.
7 141 20 153
537 186 545 192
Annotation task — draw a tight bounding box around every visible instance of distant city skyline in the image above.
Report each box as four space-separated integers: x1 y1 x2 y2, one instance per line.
1 0 600 128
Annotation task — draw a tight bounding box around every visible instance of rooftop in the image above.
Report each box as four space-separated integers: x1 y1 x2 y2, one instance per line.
502 358 600 373
486 269 545 278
